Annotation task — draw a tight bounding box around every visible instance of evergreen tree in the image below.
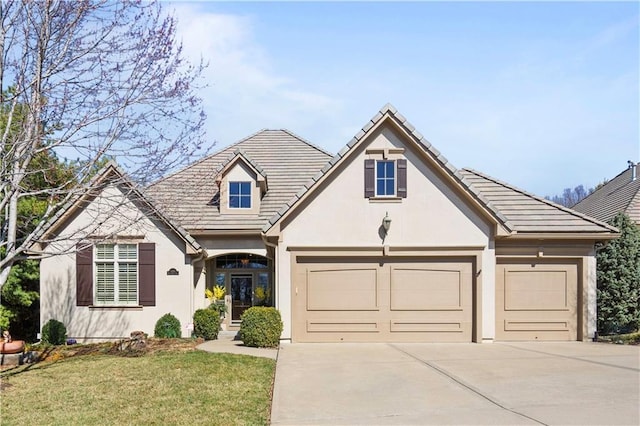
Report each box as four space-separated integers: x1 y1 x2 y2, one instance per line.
596 213 640 334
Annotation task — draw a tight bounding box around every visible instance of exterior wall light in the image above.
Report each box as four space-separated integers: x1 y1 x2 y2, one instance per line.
382 212 392 234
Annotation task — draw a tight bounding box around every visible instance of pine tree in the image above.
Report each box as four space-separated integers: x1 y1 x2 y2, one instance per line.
596 213 640 334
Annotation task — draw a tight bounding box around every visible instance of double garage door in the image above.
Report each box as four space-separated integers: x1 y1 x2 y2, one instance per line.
292 256 579 342
292 257 474 343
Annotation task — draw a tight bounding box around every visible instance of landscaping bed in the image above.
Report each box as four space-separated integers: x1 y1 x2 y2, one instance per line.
597 331 640 345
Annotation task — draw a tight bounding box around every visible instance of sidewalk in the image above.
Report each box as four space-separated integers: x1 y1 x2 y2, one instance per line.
196 331 279 360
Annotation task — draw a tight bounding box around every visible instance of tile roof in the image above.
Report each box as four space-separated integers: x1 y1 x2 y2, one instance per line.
213 149 268 183
146 129 333 231
35 161 202 252
261 104 616 237
461 169 618 234
146 105 616 238
263 104 512 233
572 164 640 224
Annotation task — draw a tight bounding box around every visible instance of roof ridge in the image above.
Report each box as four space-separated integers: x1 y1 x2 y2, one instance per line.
462 168 619 232
147 129 271 189
262 104 512 233
280 128 334 157
212 149 268 180
233 149 267 177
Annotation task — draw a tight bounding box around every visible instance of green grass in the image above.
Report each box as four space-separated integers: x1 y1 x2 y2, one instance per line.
0 350 276 425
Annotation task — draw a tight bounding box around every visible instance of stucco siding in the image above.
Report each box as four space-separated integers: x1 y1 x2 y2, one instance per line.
40 184 194 341
275 124 497 341
277 247 293 340
281 126 492 247
481 244 496 341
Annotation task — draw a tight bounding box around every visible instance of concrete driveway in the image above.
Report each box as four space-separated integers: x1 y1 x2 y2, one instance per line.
270 342 639 425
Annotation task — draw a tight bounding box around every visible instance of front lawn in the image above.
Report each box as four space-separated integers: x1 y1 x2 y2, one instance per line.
0 347 275 425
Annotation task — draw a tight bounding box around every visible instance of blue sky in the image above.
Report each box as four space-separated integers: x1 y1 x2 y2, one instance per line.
170 1 639 197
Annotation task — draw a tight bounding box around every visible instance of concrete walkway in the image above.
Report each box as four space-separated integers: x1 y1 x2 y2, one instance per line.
196 331 278 360
271 342 640 425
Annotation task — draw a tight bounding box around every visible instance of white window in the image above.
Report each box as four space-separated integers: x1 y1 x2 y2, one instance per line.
376 160 396 196
229 181 251 208
95 243 138 305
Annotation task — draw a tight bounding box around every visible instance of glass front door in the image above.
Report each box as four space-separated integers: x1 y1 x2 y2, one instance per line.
231 274 253 321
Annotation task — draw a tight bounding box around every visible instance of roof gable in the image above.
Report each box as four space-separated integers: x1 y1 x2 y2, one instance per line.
263 104 618 240
263 104 511 235
35 161 202 253
214 149 268 192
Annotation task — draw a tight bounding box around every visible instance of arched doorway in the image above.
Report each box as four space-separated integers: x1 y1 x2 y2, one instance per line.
210 253 273 324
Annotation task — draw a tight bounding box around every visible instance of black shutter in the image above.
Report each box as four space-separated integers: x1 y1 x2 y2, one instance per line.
138 243 156 306
397 159 407 198
76 243 93 306
364 159 375 198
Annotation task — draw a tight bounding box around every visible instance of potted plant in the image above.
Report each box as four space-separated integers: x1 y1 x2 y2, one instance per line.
205 285 227 320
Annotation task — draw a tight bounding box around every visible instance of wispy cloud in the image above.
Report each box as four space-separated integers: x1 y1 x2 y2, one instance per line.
171 4 344 149
167 2 638 197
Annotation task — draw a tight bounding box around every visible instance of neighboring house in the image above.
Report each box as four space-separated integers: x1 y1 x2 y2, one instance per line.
573 161 640 225
38 105 617 343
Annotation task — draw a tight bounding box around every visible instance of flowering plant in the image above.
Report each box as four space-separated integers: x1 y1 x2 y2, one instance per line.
213 285 226 300
205 285 226 302
206 285 227 318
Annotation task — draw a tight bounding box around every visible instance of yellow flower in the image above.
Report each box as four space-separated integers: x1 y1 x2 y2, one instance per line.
205 288 214 301
213 285 226 300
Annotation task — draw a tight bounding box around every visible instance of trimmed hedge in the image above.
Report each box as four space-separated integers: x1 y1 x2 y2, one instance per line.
239 307 282 348
193 309 220 340
154 313 181 338
42 319 67 345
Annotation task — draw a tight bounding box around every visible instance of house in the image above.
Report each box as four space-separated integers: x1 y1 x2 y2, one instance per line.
573 161 640 225
38 105 618 343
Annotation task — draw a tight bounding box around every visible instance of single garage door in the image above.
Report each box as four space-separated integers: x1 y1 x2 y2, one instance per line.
496 260 578 341
292 256 474 342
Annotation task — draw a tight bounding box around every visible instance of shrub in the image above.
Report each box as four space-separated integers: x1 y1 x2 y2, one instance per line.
42 319 67 345
239 307 282 348
208 301 227 319
597 213 640 335
154 313 181 338
193 309 220 340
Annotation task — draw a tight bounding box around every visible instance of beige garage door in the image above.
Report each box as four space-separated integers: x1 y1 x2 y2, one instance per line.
292 256 473 343
496 260 578 341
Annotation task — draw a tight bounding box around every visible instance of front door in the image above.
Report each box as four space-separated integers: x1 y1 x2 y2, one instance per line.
231 274 253 321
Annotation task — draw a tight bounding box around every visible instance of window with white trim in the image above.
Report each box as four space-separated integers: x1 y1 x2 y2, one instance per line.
229 181 251 208
364 158 407 199
376 160 395 196
95 243 138 305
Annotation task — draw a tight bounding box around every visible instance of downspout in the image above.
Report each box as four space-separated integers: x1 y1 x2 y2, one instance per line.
190 249 207 333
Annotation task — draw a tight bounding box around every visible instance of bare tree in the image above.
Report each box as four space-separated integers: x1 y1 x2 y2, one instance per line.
0 0 209 289
546 185 591 208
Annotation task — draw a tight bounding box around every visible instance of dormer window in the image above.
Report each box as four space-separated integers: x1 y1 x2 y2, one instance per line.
229 181 251 209
215 150 267 215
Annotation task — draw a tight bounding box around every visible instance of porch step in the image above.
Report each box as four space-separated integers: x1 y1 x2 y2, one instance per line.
218 331 240 341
